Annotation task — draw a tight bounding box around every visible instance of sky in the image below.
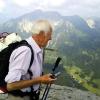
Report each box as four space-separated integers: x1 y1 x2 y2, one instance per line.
0 0 100 19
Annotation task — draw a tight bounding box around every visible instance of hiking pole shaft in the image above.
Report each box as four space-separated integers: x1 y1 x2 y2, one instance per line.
42 84 51 100
41 57 61 100
41 85 49 100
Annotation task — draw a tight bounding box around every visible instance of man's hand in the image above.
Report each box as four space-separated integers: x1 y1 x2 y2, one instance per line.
39 74 57 84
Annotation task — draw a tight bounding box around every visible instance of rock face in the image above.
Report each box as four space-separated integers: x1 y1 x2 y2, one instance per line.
40 84 100 100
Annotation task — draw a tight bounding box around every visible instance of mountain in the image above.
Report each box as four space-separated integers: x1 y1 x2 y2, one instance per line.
0 14 11 24
0 10 100 96
40 84 100 100
0 10 61 38
0 10 98 36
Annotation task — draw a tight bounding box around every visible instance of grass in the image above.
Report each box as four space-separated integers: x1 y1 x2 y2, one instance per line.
64 66 100 96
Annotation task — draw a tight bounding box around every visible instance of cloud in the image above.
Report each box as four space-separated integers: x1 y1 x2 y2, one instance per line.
52 0 100 17
40 0 65 8
0 0 5 12
11 0 66 14
13 0 34 7
2 0 100 18
12 0 65 8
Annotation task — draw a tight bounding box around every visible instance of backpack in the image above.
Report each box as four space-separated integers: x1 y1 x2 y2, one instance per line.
0 40 34 87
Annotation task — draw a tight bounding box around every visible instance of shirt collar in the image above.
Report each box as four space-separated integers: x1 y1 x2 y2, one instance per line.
26 37 42 54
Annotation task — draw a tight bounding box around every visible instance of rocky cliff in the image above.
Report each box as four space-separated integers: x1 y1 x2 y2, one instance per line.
40 84 100 100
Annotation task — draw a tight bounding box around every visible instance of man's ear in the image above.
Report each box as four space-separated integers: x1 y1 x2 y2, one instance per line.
38 31 45 37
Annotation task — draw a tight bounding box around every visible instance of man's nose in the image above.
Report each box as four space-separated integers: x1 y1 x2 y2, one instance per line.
49 35 52 40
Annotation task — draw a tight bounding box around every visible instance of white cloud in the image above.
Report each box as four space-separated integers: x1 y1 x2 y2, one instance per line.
12 0 65 8
0 0 5 12
13 0 34 7
40 0 65 7
12 0 100 12
52 0 100 17
2 0 100 18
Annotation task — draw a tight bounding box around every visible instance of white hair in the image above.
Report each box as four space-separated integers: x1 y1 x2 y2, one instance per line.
31 20 52 35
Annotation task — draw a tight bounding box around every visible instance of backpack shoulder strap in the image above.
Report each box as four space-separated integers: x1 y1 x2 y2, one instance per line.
11 40 34 74
18 40 34 72
19 40 34 92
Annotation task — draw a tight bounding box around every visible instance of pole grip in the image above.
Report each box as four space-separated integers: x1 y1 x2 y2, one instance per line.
52 57 61 72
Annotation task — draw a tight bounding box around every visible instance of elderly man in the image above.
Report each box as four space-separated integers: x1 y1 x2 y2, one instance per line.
0 20 56 100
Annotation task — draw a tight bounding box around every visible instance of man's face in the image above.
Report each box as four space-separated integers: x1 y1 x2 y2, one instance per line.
42 31 52 48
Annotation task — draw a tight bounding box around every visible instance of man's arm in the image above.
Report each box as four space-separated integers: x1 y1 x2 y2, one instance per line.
7 74 56 91
5 46 56 91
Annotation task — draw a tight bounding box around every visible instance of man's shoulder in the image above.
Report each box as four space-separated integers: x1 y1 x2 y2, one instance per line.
12 45 31 54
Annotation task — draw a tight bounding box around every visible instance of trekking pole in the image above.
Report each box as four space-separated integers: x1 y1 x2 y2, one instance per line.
41 57 61 100
42 72 61 100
